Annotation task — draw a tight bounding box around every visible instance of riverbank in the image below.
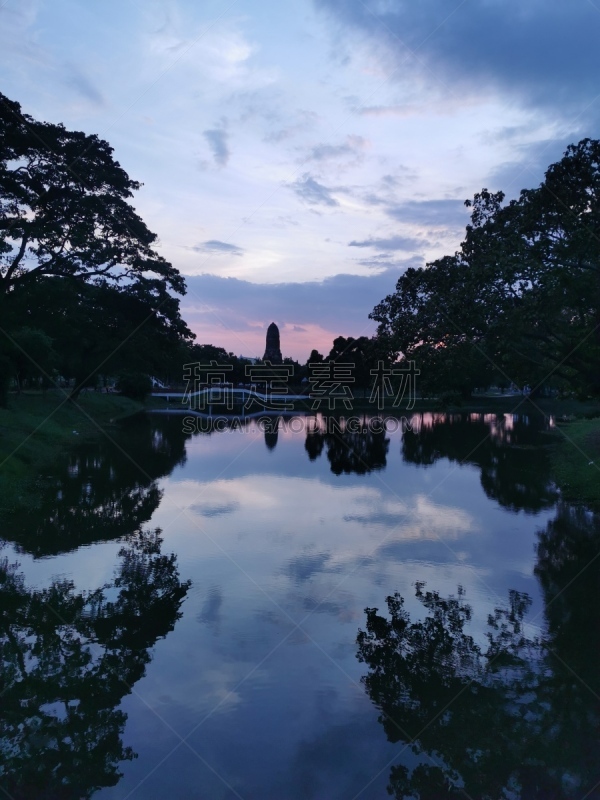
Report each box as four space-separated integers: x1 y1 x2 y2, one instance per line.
3 390 600 515
152 391 600 417
0 391 150 514
551 417 600 508
277 394 600 509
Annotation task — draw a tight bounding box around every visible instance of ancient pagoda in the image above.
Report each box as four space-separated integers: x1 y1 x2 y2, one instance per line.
263 322 283 364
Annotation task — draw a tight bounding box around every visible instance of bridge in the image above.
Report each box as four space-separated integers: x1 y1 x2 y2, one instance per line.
152 386 311 409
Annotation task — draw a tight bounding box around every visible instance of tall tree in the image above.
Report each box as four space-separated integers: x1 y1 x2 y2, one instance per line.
371 140 600 396
0 92 183 294
0 92 195 399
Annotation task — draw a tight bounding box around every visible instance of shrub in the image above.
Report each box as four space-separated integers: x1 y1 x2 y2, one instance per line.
116 372 152 401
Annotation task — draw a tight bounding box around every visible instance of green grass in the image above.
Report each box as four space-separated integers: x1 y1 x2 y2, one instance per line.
0 390 146 514
550 417 600 508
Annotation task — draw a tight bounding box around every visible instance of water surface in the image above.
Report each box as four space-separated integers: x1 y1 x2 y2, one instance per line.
2 411 598 798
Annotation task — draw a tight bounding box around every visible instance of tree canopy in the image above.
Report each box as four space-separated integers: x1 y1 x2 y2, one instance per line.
371 139 600 397
0 92 195 399
0 92 183 294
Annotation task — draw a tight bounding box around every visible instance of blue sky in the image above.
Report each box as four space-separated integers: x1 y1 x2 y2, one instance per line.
1 0 598 359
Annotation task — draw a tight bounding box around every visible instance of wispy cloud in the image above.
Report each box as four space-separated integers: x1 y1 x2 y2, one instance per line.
64 64 105 106
264 109 318 143
193 240 244 256
289 173 339 206
353 104 416 117
385 199 469 230
203 124 230 166
304 134 368 162
349 234 424 251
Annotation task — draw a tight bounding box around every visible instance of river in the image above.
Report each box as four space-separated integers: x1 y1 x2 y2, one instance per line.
1 411 598 798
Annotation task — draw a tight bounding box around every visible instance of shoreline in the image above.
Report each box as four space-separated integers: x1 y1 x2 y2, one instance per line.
0 391 150 515
2 391 599 515
550 417 600 509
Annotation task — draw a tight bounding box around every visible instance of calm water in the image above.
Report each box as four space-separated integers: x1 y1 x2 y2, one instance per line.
2 411 599 798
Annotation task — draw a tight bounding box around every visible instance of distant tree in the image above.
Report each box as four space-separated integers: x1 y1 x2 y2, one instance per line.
116 371 152 401
282 356 301 387
189 343 234 363
187 344 250 385
327 335 378 395
5 326 55 392
307 349 324 364
301 349 324 384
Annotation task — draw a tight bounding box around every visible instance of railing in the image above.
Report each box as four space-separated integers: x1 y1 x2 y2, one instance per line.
152 387 309 403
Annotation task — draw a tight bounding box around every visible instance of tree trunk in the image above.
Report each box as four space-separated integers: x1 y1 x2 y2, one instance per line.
69 384 82 401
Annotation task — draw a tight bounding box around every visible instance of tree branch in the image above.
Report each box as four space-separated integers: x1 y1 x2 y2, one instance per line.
2 235 29 288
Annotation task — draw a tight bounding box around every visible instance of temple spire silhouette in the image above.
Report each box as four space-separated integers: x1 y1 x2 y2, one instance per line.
263 321 283 364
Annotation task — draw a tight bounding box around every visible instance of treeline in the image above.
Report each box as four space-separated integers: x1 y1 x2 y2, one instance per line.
0 91 194 405
186 336 382 394
371 139 600 398
6 93 594 407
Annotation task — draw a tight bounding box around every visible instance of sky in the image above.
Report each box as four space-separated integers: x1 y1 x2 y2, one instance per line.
1 0 599 360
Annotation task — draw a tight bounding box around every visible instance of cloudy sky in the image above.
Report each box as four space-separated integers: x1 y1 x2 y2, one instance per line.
2 0 599 359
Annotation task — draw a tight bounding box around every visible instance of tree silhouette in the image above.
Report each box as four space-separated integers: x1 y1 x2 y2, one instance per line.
0 93 195 397
4 414 190 557
0 528 190 799
304 418 389 474
0 93 183 295
357 572 600 797
402 412 557 512
371 139 600 396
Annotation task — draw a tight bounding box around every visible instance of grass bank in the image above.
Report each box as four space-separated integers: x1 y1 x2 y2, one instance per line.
0 390 147 514
550 417 600 508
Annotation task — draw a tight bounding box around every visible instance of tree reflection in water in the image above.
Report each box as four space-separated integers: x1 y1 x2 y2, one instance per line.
6 414 190 558
403 412 558 512
264 416 280 451
357 507 600 799
0 529 190 800
303 411 557 501
304 416 389 475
